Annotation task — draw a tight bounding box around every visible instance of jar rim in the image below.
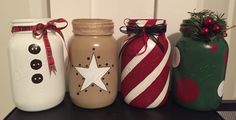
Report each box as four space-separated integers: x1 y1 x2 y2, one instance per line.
72 19 112 25
127 19 166 27
12 18 52 26
72 18 114 35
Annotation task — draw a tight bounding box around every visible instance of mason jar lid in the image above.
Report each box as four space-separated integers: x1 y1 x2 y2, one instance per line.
11 18 52 26
72 19 114 35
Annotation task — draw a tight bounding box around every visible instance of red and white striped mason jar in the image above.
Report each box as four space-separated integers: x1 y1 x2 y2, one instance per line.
120 19 171 109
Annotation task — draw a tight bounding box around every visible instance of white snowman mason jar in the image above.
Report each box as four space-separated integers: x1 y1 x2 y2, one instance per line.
8 18 67 112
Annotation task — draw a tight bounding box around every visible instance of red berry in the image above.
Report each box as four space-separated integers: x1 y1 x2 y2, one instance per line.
200 27 209 35
212 24 221 33
204 17 214 26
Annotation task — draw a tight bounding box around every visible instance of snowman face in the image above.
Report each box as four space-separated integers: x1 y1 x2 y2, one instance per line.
28 44 41 54
30 59 42 70
31 73 43 84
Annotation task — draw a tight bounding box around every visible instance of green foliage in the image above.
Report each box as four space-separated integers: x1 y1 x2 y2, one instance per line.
188 10 226 29
181 10 227 41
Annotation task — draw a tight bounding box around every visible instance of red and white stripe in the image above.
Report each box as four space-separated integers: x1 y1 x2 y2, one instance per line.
121 20 171 108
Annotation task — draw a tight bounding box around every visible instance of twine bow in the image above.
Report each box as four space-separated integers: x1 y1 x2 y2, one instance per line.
119 19 166 57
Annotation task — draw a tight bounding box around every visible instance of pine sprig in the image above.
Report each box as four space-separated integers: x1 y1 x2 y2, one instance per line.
181 10 228 41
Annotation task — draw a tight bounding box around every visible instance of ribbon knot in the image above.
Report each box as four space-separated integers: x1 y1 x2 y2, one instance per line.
119 19 166 57
12 18 68 75
32 18 67 40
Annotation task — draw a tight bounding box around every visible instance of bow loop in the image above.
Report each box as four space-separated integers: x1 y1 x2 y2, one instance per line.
32 18 68 39
49 18 68 30
32 23 45 36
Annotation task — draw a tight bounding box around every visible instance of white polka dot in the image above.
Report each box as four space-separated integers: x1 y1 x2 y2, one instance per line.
217 80 224 97
172 47 180 68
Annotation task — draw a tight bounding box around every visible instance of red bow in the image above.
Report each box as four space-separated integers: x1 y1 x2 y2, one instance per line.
12 18 68 75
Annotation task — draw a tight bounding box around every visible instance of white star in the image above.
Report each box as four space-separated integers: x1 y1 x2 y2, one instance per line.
75 54 110 91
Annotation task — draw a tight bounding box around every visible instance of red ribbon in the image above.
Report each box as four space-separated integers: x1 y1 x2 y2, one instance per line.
12 18 68 75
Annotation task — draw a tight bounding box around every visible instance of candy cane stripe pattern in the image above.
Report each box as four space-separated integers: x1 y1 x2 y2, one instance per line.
120 19 171 108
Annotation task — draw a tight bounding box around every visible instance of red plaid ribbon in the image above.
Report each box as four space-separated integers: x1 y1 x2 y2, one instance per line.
12 18 68 75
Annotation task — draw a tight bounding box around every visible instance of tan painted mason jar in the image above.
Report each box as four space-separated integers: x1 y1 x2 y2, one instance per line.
69 19 118 109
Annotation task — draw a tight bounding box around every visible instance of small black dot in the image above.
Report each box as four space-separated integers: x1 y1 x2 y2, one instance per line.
106 83 108 86
102 78 104 80
85 90 88 92
109 91 111 94
100 90 102 92
82 77 85 80
87 57 90 60
86 65 89 68
79 64 81 67
77 92 80 95
78 84 81 87
91 84 94 87
97 56 100 59
107 72 110 74
72 65 74 67
105 63 109 66
76 72 79 75
112 64 114 67
98 64 101 67
92 48 95 51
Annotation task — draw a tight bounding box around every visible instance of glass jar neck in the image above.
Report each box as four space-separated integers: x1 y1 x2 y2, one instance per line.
72 19 114 35
12 18 51 26
11 18 53 34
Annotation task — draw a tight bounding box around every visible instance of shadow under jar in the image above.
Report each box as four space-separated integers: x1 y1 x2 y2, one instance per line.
69 19 118 109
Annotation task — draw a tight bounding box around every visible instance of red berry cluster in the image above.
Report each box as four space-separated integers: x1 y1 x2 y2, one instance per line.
200 17 222 37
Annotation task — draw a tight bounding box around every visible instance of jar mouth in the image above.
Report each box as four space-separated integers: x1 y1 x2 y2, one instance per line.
12 18 52 26
126 19 166 27
72 18 114 35
72 19 112 25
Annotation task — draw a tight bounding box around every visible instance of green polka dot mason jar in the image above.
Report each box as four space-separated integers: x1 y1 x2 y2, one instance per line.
172 10 229 111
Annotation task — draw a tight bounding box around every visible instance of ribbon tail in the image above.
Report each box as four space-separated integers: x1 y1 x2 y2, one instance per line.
136 34 148 55
43 32 57 75
149 34 164 53
49 64 57 75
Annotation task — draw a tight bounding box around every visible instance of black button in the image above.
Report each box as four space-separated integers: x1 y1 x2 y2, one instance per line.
28 44 41 54
31 74 43 84
30 59 42 70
